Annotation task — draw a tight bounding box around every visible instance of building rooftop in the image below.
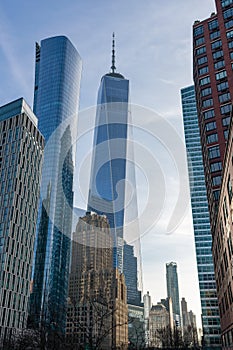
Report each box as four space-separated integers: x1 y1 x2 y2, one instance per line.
0 97 38 126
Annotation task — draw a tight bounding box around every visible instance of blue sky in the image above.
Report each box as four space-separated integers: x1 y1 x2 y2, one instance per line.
0 0 216 328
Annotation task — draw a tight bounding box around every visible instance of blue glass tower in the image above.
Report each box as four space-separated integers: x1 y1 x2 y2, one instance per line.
181 85 221 349
30 36 82 333
87 35 129 271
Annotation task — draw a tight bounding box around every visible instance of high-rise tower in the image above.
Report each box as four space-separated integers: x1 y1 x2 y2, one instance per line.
181 85 221 349
193 0 233 229
87 34 129 272
166 262 181 326
0 98 44 343
30 36 82 333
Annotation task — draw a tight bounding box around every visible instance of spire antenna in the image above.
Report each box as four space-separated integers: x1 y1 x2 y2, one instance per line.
111 32 116 73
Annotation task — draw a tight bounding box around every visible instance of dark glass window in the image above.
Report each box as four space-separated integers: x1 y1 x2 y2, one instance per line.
222 0 233 8
227 30 233 39
194 25 204 37
201 87 212 97
211 40 222 49
196 37 205 46
210 31 220 40
230 52 233 59
222 116 231 126
208 145 220 159
224 129 229 140
204 109 215 120
203 98 213 107
224 8 233 19
212 175 222 186
213 50 224 59
214 60 225 69
200 76 210 85
199 66 209 75
207 133 218 144
225 19 233 29
216 70 227 80
221 104 232 114
198 56 208 65
210 162 222 172
206 121 216 131
228 176 233 202
219 92 231 103
217 81 229 91
229 41 233 49
208 19 219 30
196 46 206 55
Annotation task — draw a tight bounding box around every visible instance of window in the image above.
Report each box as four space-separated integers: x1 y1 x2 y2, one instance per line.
210 31 220 40
214 60 225 69
217 81 229 91
203 98 213 107
219 92 231 103
225 19 233 29
212 175 222 186
229 41 233 49
206 121 216 131
196 37 205 46
230 52 233 59
224 8 233 19
207 133 218 144
200 76 210 85
204 109 215 119
228 176 233 202
199 66 209 75
221 104 232 114
213 50 224 59
201 87 212 96
214 190 220 200
224 129 229 139
222 0 233 8
211 40 222 49
210 162 222 172
216 70 227 80
196 46 206 55
222 116 231 126
209 19 219 30
227 30 233 39
198 56 208 65
208 145 220 159
194 25 204 37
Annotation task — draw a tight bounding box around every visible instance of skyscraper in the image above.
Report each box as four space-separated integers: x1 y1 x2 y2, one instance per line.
66 212 128 349
123 242 141 306
30 36 82 333
0 98 44 342
181 85 221 349
87 34 129 272
193 0 233 229
166 262 181 326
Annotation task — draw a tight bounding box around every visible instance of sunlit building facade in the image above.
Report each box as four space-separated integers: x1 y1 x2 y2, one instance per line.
30 35 82 333
0 98 44 342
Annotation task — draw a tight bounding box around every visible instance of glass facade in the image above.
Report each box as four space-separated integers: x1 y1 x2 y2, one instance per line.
87 72 129 271
0 98 44 341
30 36 82 334
181 85 221 348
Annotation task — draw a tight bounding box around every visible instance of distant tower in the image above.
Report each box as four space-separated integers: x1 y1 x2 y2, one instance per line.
181 297 189 329
143 291 151 346
166 262 181 326
0 98 44 342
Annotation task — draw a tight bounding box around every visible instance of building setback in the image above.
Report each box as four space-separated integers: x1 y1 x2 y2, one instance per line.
0 98 44 342
30 35 82 334
181 85 221 348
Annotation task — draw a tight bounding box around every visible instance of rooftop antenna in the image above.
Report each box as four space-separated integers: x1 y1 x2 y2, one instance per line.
111 32 116 73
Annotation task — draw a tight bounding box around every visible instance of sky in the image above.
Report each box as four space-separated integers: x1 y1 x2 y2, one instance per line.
0 0 217 328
